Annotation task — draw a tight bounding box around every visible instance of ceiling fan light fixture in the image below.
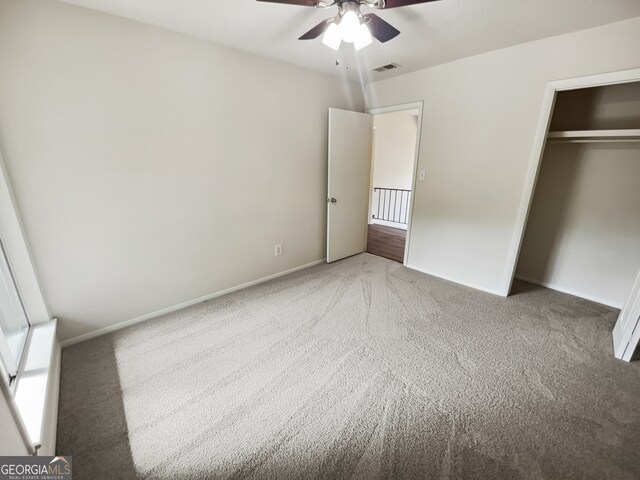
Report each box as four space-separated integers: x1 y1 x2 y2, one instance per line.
262 0 431 52
322 22 342 51
339 10 360 43
354 23 373 51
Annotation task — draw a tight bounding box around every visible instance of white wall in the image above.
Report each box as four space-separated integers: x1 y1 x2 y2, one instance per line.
365 16 640 294
0 0 363 343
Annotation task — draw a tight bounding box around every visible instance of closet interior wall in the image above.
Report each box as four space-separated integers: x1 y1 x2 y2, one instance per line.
516 82 640 308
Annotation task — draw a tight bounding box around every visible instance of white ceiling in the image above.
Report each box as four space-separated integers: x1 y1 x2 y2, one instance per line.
58 0 640 82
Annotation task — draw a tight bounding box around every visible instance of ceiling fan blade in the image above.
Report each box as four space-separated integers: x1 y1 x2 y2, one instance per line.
256 0 318 6
363 13 400 43
299 19 332 40
381 0 441 8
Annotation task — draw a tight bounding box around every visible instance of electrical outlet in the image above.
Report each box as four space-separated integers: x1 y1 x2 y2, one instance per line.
275 244 283 257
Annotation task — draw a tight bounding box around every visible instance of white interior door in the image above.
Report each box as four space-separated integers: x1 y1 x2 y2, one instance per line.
327 108 372 263
613 269 640 361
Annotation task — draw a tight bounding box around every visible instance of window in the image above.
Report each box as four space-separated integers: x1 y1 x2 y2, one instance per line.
0 238 30 381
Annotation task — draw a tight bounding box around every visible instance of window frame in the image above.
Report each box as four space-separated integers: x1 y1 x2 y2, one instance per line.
0 237 32 382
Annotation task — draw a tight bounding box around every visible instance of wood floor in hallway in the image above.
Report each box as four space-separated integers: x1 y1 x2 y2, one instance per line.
366 223 406 263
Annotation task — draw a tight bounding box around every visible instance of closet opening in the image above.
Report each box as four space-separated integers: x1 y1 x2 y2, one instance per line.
515 81 640 308
507 70 640 360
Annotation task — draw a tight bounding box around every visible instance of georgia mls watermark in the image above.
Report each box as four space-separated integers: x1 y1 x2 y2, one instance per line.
0 456 72 480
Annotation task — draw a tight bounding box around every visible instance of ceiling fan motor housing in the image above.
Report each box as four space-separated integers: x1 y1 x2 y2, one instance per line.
338 1 364 21
317 0 385 9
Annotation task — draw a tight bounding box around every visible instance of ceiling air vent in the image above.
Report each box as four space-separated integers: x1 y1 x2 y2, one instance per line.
373 63 400 73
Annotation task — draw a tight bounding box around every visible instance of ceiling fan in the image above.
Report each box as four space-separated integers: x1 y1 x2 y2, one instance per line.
257 0 441 51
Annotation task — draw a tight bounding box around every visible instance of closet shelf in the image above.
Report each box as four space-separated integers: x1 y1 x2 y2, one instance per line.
547 129 640 143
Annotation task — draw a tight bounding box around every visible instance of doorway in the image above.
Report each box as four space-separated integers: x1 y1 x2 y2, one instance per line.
366 104 422 264
325 102 422 266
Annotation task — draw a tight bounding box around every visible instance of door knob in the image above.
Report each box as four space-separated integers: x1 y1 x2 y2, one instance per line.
330 197 337 203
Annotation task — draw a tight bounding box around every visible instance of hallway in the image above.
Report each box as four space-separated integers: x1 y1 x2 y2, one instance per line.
366 224 406 263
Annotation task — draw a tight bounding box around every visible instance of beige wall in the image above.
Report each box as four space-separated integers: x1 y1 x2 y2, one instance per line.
365 16 640 294
372 113 417 191
517 143 640 307
0 0 363 342
549 81 640 130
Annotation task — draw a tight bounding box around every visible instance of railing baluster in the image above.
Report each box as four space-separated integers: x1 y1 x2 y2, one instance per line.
404 192 408 223
404 191 408 223
386 190 391 221
393 190 397 222
383 189 386 220
370 187 411 226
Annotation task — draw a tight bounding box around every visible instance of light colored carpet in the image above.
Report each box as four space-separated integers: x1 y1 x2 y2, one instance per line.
57 253 640 479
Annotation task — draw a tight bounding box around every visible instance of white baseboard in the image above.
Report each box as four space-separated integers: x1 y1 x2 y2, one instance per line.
61 259 326 348
405 263 504 297
370 219 408 230
514 274 621 309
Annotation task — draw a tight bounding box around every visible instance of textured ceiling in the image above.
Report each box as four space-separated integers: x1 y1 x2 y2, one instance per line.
58 0 640 81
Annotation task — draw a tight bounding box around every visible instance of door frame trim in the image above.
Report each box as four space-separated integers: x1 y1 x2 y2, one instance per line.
613 269 640 361
368 101 424 267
